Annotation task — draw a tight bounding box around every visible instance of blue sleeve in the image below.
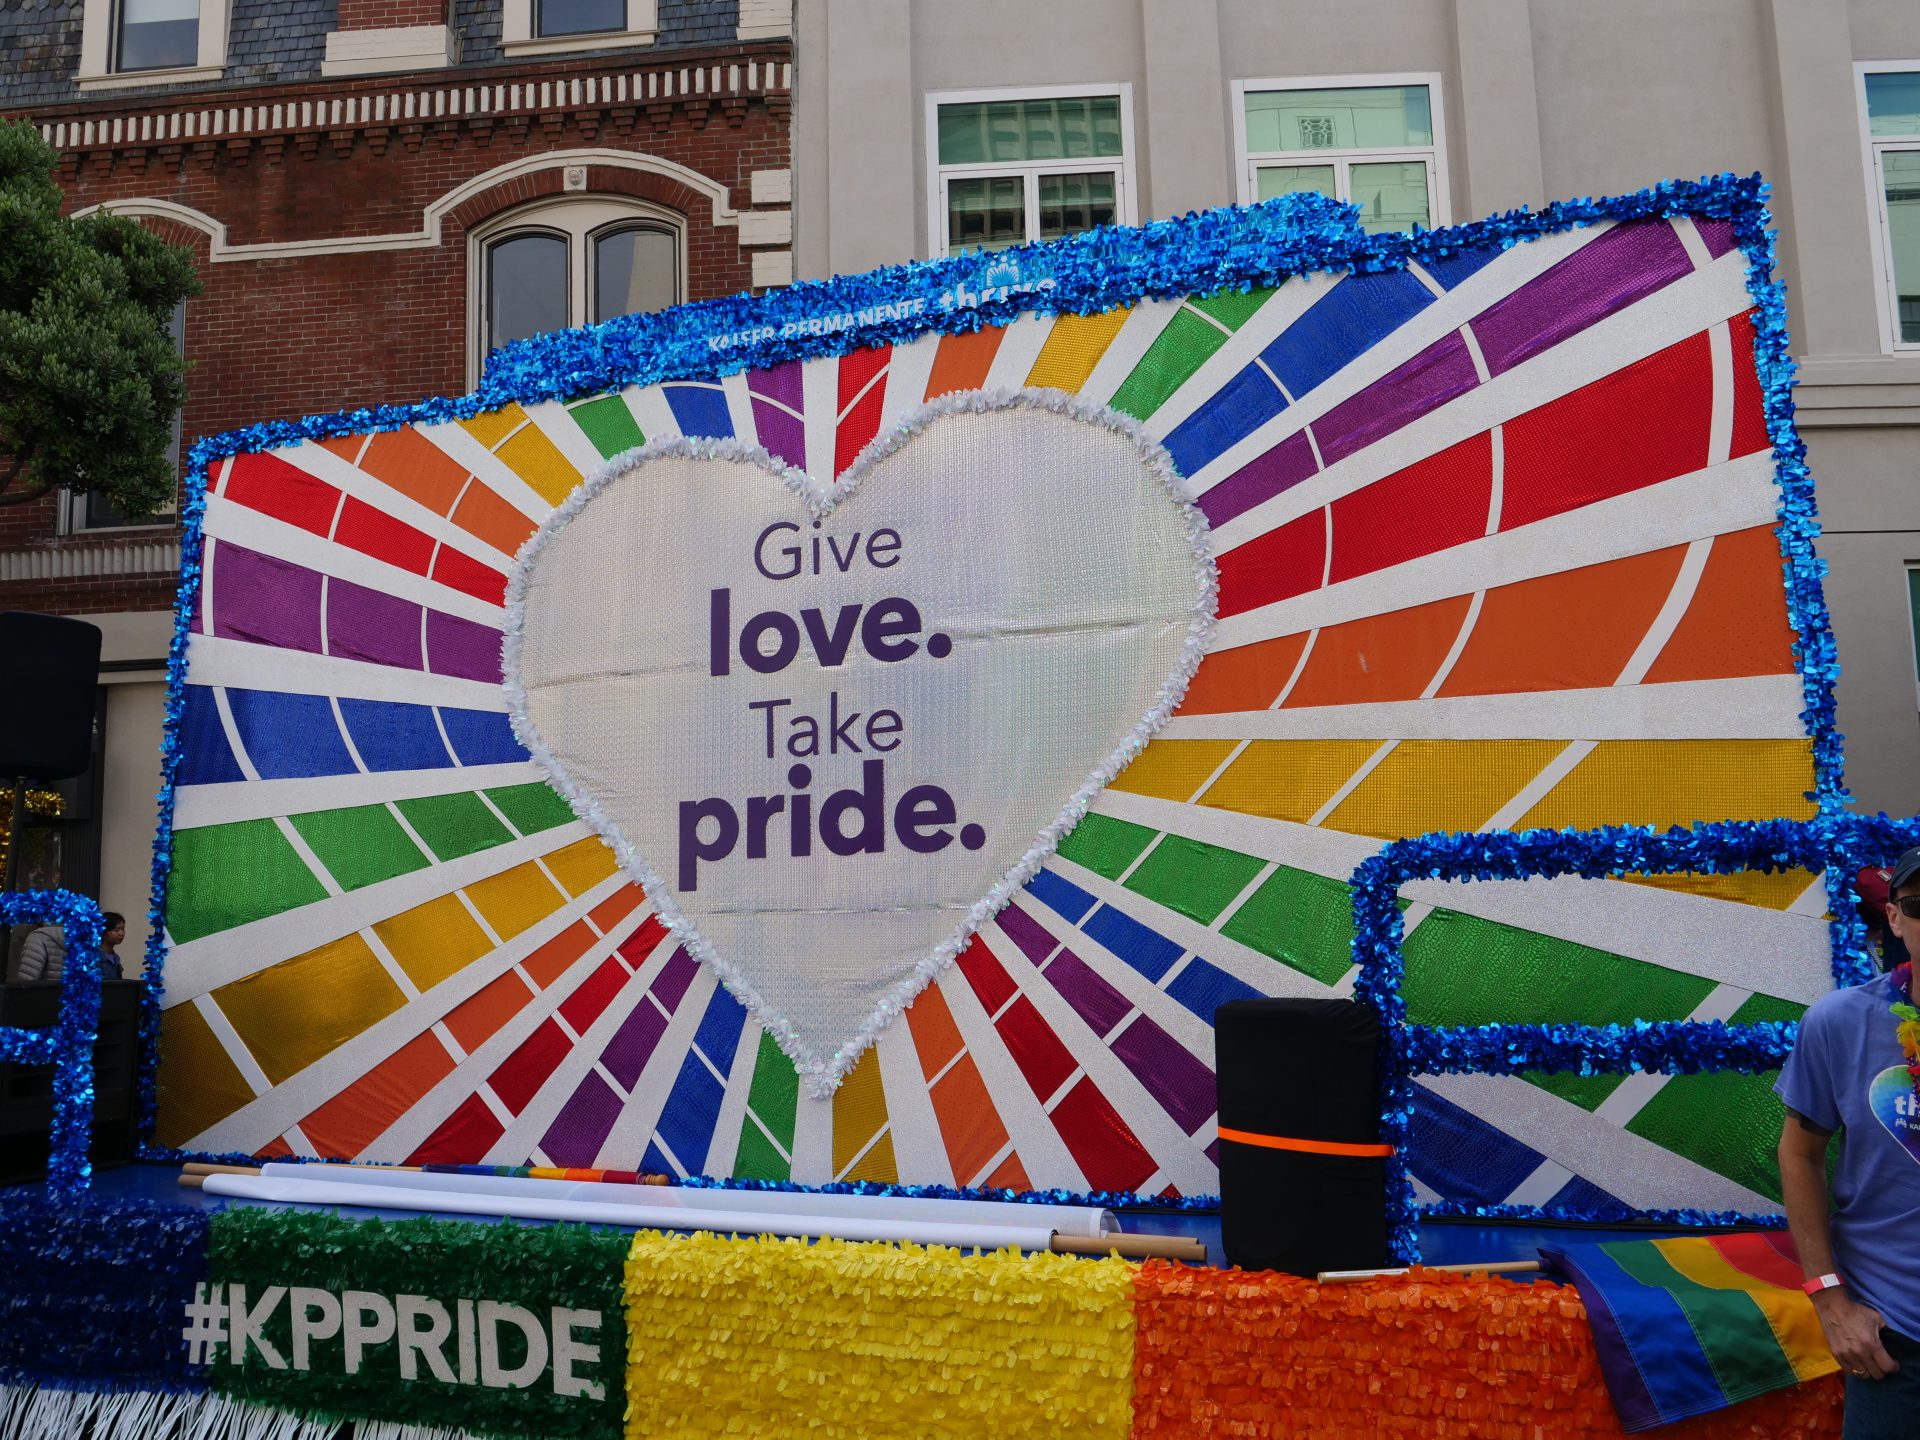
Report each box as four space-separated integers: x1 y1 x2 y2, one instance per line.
1774 997 1841 1133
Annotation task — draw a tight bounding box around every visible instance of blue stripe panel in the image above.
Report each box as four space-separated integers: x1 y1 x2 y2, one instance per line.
175 685 247 786
1407 1083 1545 1206
661 384 734 439
1164 958 1264 1023
692 984 747 1068
436 708 529 766
1160 363 1287 477
1080 904 1183 982
223 687 357 779
1543 1172 1625 1214
338 697 455 772
1418 245 1503 290
652 1051 726 1177
640 1139 675 1176
1027 868 1096 925
1259 270 1436 399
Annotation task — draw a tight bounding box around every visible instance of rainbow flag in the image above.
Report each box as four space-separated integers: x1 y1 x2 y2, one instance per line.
1542 1234 1839 1430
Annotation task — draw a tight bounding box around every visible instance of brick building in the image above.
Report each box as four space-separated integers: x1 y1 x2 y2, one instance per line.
0 0 793 959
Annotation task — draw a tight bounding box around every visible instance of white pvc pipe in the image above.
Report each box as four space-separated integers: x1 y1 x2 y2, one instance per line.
205 1173 1061 1252
255 1162 1115 1237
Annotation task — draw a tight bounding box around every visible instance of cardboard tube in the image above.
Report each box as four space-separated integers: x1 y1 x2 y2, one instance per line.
1316 1260 1542 1283
1048 1232 1207 1263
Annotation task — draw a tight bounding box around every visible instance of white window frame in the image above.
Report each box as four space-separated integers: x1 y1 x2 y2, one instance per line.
1907 563 1920 711
501 0 657 57
467 196 686 386
76 0 230 90
1230 72 1450 230
923 82 1138 260
1854 61 1920 356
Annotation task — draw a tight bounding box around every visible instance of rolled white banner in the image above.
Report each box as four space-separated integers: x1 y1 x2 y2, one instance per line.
204 1173 1059 1252
255 1162 1115 1237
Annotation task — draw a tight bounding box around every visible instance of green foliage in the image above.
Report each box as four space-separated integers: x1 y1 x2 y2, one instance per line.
0 118 201 514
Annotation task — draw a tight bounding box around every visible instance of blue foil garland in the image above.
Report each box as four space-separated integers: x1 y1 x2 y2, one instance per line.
0 890 106 1197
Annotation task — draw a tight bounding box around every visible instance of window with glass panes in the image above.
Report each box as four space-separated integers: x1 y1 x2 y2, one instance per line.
114 0 199 71
1865 72 1920 348
932 92 1127 255
1238 80 1441 234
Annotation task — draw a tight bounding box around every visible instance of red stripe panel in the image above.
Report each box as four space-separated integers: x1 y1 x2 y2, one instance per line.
432 544 510 606
1217 509 1326 619
956 934 1017 1016
223 452 339 535
1500 330 1714 532
1049 1077 1156 1192
559 954 632 1034
835 345 890 476
1728 313 1771 460
1711 1232 1805 1291
406 1093 505 1165
488 1018 572 1114
617 914 670 969
1328 431 1493 585
995 995 1078 1100
335 494 437 575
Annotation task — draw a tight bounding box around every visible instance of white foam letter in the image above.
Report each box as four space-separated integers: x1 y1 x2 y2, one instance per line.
289 1287 341 1371
397 1295 457 1383
341 1290 397 1375
478 1300 548 1389
550 1307 603 1400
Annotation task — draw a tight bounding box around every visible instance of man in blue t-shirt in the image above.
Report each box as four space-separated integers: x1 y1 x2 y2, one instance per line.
1777 845 1920 1440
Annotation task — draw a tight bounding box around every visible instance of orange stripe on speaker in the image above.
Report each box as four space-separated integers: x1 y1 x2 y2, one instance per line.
1215 1126 1394 1157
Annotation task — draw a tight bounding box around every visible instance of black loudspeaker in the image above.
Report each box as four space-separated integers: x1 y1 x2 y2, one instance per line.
0 613 103 781
1216 998 1391 1275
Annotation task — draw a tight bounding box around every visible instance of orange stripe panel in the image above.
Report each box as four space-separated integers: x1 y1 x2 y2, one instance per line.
442 970 538 1053
451 481 538 558
925 326 1006 398
1642 525 1799 683
1284 594 1474 708
314 435 365 463
908 983 1011 1187
1438 545 1687 698
984 1150 1031 1190
297 1030 458 1158
359 428 471 516
521 918 599 989
589 885 645 933
1179 633 1309 715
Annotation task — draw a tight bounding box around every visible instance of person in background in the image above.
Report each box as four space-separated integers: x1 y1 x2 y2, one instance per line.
14 908 124 983
1855 866 1910 973
98 911 125 981
1777 846 1920 1439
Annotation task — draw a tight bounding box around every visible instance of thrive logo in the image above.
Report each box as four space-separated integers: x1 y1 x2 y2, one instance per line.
181 1283 604 1400
939 253 1057 312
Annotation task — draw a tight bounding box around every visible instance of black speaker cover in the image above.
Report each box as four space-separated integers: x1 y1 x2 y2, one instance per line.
1216 998 1391 1275
0 613 103 781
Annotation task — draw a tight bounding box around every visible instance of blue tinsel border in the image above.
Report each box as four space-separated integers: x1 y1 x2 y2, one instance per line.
0 890 105 1197
142 173 1858 1222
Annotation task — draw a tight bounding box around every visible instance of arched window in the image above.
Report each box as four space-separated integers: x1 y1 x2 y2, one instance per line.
470 199 683 380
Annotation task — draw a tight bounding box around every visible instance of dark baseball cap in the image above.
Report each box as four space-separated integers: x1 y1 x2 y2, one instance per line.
1889 846 1920 896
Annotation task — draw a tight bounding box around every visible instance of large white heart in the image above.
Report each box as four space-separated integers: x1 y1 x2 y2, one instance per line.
505 389 1215 1095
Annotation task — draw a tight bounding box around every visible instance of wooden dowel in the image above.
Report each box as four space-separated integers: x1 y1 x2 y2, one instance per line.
182 1162 260 1177
1050 1232 1207 1263
1317 1259 1542 1283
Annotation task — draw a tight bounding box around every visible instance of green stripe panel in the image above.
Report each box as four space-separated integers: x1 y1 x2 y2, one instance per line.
484 781 577 836
167 820 330 944
1124 835 1266 925
1109 308 1235 418
288 804 430 891
1625 1070 1788 1203
1188 286 1276 330
1218 863 1362 985
395 791 513 861
1599 1239 1802 1397
1521 1070 1627 1111
1402 911 1716 1027
568 394 645 458
1056 812 1156 880
733 1031 797 1181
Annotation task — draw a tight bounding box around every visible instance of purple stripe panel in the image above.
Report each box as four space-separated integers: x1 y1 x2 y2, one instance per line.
1197 429 1319 528
1315 331 1480 466
748 358 804 410
327 576 423 670
1110 1016 1215 1134
1693 218 1737 260
540 1069 624 1167
425 610 504 684
1044 948 1132 1038
650 946 701 1012
752 399 807 471
601 991 670 1091
995 903 1062 966
1472 220 1693 378
1205 1137 1220 1166
212 542 324 654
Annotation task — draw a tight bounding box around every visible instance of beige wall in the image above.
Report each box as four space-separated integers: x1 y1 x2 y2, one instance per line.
793 0 1920 818
99 679 166 975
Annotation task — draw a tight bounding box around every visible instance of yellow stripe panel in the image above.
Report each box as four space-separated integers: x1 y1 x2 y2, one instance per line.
458 403 527 449
545 835 621 897
1518 741 1818 830
154 1002 259 1148
373 892 493 991
465 859 568 941
1109 738 1241 803
495 422 582 505
1026 308 1132 393
1194 739 1388 824
831 1047 897 1182
214 932 406 1085
1651 1239 1836 1384
1321 741 1567 839
623 1233 1136 1440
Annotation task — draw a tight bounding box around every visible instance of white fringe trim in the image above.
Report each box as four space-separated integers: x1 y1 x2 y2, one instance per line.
503 386 1219 1098
0 1385 485 1440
